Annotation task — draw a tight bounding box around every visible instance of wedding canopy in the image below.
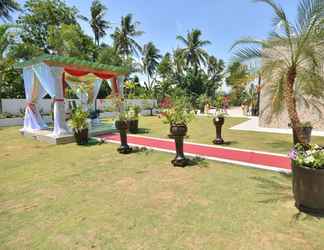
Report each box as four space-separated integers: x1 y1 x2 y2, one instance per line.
15 54 129 136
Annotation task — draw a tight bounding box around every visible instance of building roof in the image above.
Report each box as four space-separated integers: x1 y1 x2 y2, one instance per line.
15 54 129 76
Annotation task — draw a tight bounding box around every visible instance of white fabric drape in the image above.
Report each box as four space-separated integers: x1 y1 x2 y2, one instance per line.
117 76 125 97
93 79 102 105
32 63 69 136
22 68 48 132
65 78 102 111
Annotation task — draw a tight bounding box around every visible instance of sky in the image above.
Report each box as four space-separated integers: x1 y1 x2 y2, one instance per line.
14 0 299 64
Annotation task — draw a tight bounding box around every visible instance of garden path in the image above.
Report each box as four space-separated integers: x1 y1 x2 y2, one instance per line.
99 133 291 173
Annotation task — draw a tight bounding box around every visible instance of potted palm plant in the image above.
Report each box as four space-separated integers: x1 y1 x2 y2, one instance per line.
289 144 324 215
231 0 324 145
112 96 132 154
115 111 132 154
127 105 141 133
70 107 89 145
212 95 226 144
162 98 194 167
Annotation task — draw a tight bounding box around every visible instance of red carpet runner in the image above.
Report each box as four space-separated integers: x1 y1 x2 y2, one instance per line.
99 133 291 172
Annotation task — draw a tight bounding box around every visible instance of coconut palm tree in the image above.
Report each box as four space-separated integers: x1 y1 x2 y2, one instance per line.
0 25 12 58
141 42 162 91
176 29 211 75
111 14 143 59
206 56 225 97
0 0 20 21
232 0 324 144
90 0 110 46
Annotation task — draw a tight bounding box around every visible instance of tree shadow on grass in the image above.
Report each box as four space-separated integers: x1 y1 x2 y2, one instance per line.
251 173 323 222
265 140 292 151
186 157 209 168
131 146 154 155
135 128 151 134
80 138 105 147
251 173 293 204
222 141 239 146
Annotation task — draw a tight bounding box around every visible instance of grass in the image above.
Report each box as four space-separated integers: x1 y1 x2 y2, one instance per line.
1 127 324 249
138 116 324 154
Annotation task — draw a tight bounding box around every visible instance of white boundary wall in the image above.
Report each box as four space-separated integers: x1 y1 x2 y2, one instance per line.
1 99 157 115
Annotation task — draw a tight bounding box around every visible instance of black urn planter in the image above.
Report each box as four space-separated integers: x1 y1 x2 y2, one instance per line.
293 164 324 215
213 117 225 145
73 128 89 145
170 124 188 167
127 119 139 134
293 127 312 145
115 120 132 154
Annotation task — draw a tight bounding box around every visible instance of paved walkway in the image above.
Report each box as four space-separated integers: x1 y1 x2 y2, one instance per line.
231 117 324 137
98 133 291 173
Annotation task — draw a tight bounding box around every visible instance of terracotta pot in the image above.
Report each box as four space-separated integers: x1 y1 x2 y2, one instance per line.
73 128 88 145
170 124 188 167
115 120 132 154
213 117 225 145
293 163 324 215
127 119 139 134
293 127 312 145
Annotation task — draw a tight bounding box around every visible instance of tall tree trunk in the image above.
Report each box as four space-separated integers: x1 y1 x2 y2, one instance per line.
284 67 305 144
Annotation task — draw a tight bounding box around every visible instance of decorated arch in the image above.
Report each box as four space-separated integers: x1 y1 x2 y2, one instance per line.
15 54 128 136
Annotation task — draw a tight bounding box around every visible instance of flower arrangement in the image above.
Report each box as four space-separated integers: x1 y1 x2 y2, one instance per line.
289 143 324 169
159 96 173 109
161 97 195 126
213 110 227 120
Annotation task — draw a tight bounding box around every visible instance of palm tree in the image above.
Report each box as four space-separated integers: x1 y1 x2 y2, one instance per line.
90 0 110 46
0 24 15 111
176 29 211 75
141 42 162 91
206 56 225 97
232 0 324 144
0 25 12 59
111 14 143 59
0 0 20 21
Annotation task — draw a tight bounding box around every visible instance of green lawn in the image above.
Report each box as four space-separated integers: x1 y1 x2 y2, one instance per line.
138 116 324 154
1 127 324 249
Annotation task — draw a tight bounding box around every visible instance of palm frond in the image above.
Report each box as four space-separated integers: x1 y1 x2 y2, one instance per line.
232 47 262 63
255 0 294 55
176 35 188 46
297 0 324 32
231 37 266 50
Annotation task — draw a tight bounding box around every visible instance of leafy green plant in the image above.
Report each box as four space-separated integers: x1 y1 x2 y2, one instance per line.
69 107 89 131
127 105 141 120
289 144 324 169
161 97 195 125
214 95 223 110
288 121 313 128
197 94 210 109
